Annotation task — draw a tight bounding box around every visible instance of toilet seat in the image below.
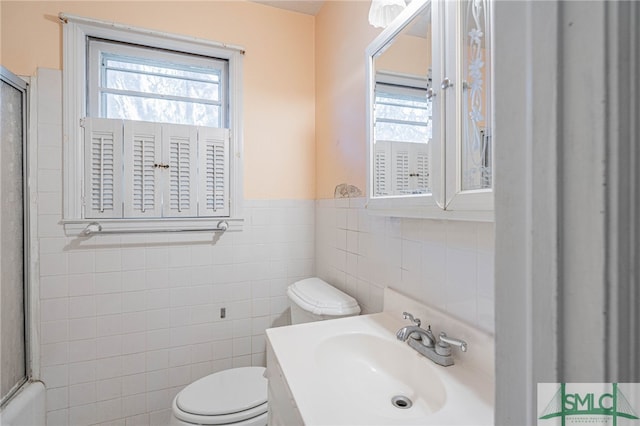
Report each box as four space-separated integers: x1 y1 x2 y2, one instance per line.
172 402 267 426
172 367 268 425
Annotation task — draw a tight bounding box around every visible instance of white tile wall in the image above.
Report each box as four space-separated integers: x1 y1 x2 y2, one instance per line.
34 69 316 425
315 198 495 334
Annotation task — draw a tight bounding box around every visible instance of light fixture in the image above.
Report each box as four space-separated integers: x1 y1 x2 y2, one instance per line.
368 0 408 28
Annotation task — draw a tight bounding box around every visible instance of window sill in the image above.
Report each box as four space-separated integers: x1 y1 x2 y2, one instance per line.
366 195 494 222
62 217 245 237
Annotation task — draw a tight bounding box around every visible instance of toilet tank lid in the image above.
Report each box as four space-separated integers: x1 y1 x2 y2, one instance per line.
287 277 361 316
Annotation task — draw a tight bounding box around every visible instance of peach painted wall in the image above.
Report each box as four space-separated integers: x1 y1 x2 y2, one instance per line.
376 32 431 76
0 1 316 200
314 0 381 199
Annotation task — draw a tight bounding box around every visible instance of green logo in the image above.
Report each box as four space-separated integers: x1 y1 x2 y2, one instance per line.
539 383 639 425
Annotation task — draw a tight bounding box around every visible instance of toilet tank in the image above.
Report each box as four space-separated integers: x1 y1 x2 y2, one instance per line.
286 278 361 325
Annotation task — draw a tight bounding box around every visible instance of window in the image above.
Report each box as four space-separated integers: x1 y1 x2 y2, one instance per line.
88 39 228 127
61 14 243 232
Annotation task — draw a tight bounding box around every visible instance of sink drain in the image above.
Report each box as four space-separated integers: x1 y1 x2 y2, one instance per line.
391 395 413 409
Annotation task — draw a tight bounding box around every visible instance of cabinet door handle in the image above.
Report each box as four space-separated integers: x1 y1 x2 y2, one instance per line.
441 78 453 90
426 88 436 100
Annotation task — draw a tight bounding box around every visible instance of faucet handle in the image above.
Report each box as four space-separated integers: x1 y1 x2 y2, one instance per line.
438 332 468 352
422 324 436 348
402 312 421 327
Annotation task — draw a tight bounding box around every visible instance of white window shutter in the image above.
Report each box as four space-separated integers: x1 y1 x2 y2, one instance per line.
162 124 198 217
123 121 162 217
392 144 410 194
197 127 230 217
83 117 123 218
374 141 391 196
415 144 430 193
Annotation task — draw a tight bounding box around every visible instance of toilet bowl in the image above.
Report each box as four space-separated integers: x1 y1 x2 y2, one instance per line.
170 277 360 426
170 367 267 426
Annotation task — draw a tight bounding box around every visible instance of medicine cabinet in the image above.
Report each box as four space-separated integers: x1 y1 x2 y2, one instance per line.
365 0 493 220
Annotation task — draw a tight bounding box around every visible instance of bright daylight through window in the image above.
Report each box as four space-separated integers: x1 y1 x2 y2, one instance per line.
88 39 228 127
374 82 432 143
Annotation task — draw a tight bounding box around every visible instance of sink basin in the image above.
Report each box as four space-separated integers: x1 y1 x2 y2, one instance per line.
315 333 446 418
266 306 493 425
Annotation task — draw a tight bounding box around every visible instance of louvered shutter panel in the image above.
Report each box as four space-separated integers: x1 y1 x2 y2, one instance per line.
197 127 230 217
392 144 410 194
415 143 430 193
83 118 123 218
373 141 391 196
162 124 198 217
123 121 162 217
416 153 430 192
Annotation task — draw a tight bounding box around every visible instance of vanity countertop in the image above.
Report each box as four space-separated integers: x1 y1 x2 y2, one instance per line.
266 308 494 426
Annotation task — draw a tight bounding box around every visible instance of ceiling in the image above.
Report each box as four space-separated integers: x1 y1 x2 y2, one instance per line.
251 0 325 16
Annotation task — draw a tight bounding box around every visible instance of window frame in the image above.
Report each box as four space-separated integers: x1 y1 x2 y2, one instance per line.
61 13 244 234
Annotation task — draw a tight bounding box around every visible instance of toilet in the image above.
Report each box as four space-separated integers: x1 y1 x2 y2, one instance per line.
170 277 360 426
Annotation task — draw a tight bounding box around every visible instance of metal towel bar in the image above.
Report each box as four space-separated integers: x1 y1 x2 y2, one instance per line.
82 220 229 236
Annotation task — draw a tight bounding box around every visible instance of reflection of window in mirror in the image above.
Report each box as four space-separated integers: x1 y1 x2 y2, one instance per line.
371 1 432 199
373 72 432 197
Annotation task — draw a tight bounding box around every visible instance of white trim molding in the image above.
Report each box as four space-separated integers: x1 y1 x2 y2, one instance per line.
494 1 639 424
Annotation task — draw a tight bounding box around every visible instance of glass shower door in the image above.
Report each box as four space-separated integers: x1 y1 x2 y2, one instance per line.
0 66 29 406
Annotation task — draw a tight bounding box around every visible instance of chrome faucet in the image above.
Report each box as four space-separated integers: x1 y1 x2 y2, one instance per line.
400 312 433 343
396 324 436 347
396 312 468 367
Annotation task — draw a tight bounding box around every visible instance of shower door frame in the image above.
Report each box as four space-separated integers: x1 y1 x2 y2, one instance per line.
0 66 32 407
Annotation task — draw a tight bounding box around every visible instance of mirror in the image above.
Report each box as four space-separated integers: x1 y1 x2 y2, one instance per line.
368 0 433 199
